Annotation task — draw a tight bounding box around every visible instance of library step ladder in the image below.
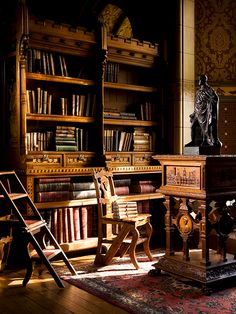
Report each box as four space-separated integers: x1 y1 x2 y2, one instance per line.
0 171 77 288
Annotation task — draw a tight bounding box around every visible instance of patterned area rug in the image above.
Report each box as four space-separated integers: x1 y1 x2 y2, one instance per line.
60 252 236 314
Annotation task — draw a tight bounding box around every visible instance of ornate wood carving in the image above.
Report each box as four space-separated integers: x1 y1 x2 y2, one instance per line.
152 154 236 293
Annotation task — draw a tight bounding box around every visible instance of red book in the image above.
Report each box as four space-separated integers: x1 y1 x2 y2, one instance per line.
73 207 81 240
63 207 69 243
57 208 63 244
35 191 70 202
52 208 58 240
36 177 71 183
115 186 130 195
137 200 150 214
67 207 75 242
130 184 156 194
80 207 88 239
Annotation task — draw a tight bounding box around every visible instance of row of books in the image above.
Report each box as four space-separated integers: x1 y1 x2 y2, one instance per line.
104 62 119 83
27 49 68 76
26 87 96 117
27 126 90 152
104 103 156 121
113 177 131 196
104 130 133 152
35 176 96 203
43 206 98 244
34 176 158 204
104 128 156 152
114 177 158 196
104 111 137 120
26 88 52 114
26 131 54 152
27 48 95 80
26 129 155 153
139 102 156 121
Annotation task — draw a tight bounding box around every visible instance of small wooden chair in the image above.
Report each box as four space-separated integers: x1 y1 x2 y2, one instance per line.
92 168 153 269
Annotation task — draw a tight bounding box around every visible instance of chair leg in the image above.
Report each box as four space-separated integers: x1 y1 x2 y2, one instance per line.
23 255 33 287
94 224 105 265
143 221 153 261
117 242 130 257
129 227 140 269
96 224 131 266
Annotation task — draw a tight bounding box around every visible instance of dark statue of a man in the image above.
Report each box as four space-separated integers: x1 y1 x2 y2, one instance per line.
186 74 222 148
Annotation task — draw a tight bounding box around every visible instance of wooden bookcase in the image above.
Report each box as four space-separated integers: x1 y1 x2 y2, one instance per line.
218 96 236 155
0 3 165 253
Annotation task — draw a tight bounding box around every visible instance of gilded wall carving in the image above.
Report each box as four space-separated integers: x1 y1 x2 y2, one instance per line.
195 0 236 83
99 4 132 38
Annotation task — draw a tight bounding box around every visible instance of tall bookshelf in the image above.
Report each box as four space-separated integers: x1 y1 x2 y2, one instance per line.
0 3 165 253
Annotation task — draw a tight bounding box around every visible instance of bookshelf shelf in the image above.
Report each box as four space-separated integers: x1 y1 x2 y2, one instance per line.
26 113 95 123
36 198 97 210
104 118 158 127
27 72 95 86
104 82 157 93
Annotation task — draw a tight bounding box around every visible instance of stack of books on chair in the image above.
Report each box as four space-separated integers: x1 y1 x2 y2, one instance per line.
112 201 138 219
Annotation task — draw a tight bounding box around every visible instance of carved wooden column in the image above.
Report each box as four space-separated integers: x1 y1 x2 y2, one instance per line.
163 196 174 256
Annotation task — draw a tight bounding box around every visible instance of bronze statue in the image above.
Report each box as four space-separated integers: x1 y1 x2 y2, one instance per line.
186 74 222 148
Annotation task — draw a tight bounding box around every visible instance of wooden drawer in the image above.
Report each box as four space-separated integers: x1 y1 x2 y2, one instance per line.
65 152 95 167
26 153 63 167
132 152 153 165
105 152 132 167
26 152 95 168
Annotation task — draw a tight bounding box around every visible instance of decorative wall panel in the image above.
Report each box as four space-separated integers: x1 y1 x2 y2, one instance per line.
195 0 236 83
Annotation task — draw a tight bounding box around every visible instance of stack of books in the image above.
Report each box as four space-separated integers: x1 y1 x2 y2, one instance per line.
55 126 77 151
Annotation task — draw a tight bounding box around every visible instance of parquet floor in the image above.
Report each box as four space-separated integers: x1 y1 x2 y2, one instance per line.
0 254 128 314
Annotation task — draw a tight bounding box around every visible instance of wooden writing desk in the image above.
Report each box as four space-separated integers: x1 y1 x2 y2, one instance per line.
151 154 236 294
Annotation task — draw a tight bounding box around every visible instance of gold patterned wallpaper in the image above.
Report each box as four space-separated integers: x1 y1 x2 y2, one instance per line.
195 0 236 86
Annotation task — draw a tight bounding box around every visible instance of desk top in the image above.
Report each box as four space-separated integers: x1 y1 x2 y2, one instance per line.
153 154 236 199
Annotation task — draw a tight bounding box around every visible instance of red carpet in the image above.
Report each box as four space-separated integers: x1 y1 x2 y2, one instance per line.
60 252 236 314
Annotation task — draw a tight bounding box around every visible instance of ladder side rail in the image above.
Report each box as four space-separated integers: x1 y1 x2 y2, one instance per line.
13 173 45 219
25 235 65 288
0 181 27 223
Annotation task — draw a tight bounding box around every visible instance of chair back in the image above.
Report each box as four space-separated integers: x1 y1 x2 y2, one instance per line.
92 169 138 219
93 169 117 204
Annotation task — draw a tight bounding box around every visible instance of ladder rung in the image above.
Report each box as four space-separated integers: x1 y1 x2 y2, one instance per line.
30 248 62 260
25 220 47 231
8 193 28 200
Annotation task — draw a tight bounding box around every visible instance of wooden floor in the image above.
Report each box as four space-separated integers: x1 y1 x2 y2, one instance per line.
0 254 128 314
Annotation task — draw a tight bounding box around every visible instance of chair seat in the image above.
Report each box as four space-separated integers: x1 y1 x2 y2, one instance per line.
103 213 151 223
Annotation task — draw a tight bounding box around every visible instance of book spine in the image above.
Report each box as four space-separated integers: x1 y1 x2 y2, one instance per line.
35 182 71 192
73 207 81 240
130 184 156 194
35 191 70 202
68 207 75 242
115 186 130 195
71 182 95 191
72 190 96 199
36 177 71 183
63 207 69 243
80 207 88 239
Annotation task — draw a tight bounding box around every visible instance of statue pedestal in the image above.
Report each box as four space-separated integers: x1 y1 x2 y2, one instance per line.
151 154 236 294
